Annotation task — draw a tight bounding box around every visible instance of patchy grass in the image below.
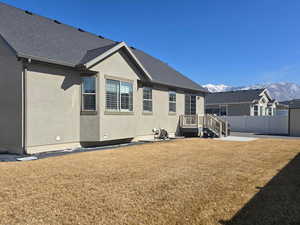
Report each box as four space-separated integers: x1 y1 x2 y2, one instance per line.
1 138 300 225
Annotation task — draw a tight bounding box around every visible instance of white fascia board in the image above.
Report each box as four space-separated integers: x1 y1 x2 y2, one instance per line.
260 88 272 101
84 41 152 80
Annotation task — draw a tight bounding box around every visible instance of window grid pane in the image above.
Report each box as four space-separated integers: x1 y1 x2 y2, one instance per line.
169 102 176 112
143 87 152 112
106 79 119 111
190 95 196 115
169 92 176 112
143 100 152 112
120 82 133 111
83 94 96 110
82 77 96 93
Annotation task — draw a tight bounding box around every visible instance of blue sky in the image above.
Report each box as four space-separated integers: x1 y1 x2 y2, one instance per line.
2 0 300 86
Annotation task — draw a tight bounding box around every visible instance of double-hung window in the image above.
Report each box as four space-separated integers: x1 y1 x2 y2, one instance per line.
82 76 96 111
169 91 176 113
268 107 273 116
253 105 259 116
143 87 152 112
106 79 133 112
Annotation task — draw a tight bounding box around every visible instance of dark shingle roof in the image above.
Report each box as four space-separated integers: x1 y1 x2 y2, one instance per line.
205 89 266 105
0 2 207 92
285 99 300 109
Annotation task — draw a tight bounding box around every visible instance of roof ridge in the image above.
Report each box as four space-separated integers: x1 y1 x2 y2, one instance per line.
0 2 117 44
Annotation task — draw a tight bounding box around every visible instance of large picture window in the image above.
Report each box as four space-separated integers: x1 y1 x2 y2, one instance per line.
82 76 96 111
169 91 176 113
106 79 133 112
143 87 152 112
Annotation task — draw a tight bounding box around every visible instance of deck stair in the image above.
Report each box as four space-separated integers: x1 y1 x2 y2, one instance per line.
179 114 229 138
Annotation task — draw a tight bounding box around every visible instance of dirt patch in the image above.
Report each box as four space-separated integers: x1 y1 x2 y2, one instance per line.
1 138 300 225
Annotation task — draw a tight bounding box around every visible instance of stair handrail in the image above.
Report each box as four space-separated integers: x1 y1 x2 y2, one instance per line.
205 114 229 137
205 114 221 136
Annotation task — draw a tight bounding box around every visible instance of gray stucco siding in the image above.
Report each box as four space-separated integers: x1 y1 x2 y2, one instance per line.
25 62 81 152
0 37 23 154
18 47 205 153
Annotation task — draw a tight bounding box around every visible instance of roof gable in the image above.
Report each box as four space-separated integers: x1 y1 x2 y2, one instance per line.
83 42 152 81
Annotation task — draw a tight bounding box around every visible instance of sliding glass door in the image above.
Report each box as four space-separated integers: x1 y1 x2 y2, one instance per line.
185 94 196 115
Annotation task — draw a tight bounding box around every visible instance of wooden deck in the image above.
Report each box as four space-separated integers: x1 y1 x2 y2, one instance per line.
179 114 229 137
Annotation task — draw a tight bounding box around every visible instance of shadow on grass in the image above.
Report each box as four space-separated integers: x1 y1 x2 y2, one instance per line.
220 153 300 225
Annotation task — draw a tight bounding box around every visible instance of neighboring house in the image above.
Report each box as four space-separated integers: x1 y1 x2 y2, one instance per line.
0 3 207 155
289 99 300 137
276 101 290 116
205 89 277 116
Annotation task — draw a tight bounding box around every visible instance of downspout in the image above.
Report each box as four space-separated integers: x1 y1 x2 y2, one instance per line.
21 58 31 154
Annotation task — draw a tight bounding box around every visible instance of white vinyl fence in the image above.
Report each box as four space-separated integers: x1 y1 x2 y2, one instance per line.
222 115 289 135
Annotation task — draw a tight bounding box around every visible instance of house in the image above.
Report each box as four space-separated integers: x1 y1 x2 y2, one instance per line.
205 89 278 116
276 101 290 116
0 3 208 154
289 100 300 136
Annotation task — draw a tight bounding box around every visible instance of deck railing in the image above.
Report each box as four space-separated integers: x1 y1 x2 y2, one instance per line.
180 114 229 137
180 115 198 127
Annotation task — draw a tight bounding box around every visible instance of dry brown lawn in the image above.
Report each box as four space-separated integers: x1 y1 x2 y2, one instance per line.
1 138 300 225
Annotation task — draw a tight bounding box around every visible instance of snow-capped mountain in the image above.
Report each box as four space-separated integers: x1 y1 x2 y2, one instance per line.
203 82 300 101
202 84 232 93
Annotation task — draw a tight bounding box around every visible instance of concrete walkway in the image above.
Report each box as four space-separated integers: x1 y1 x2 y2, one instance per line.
231 132 300 140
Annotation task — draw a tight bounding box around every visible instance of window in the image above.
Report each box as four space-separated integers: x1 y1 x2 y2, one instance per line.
82 76 96 111
206 107 219 115
120 82 133 111
169 91 176 113
260 106 264 116
253 105 258 116
185 94 196 115
143 87 152 112
106 79 133 112
268 107 273 116
220 105 227 116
